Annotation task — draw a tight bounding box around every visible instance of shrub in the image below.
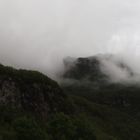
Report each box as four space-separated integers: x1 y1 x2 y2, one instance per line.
13 116 47 140
47 113 96 140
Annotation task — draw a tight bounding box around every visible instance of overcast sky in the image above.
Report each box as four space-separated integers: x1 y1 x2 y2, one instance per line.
0 0 140 77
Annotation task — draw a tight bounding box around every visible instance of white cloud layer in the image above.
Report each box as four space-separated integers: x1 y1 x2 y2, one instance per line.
0 0 140 79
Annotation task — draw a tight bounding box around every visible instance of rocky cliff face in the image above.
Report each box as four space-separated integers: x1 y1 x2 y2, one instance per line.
0 64 71 119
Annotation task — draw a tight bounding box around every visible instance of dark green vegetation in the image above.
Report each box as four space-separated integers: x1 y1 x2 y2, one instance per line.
0 64 96 140
61 56 140 140
0 109 96 140
1 54 140 140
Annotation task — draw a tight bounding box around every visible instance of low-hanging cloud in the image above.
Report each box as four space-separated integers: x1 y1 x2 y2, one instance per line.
0 0 140 80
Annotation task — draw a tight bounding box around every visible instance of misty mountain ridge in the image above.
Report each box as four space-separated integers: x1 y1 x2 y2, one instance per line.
62 53 140 85
59 54 140 140
0 60 140 140
61 54 140 116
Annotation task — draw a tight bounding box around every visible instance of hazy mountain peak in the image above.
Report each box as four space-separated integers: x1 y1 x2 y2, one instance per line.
62 54 139 84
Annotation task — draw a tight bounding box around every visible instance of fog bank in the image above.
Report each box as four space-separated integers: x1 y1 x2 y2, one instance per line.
0 0 140 80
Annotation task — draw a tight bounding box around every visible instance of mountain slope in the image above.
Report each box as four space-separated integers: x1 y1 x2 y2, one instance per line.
60 54 140 140
1 57 140 140
61 55 140 113
0 64 73 119
0 64 98 140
